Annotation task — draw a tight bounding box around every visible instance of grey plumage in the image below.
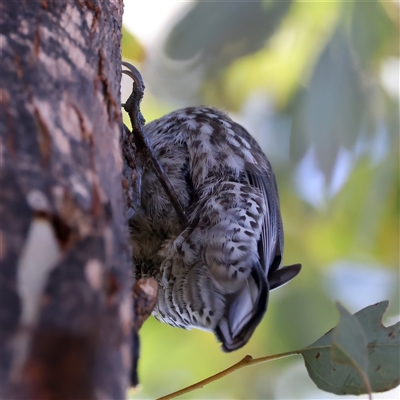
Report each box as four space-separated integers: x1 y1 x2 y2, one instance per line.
129 106 301 352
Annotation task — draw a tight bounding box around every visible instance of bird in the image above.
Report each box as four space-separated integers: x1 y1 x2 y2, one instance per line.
122 62 301 352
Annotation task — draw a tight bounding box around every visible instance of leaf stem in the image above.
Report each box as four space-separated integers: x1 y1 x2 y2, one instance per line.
157 350 300 400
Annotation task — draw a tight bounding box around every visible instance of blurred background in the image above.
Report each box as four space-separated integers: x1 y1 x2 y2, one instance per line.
122 1 399 399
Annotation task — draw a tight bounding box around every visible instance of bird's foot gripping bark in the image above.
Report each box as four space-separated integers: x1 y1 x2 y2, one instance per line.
121 62 188 227
121 61 146 133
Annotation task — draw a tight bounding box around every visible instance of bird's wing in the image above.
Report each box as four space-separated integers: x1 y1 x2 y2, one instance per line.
246 165 301 288
246 165 282 275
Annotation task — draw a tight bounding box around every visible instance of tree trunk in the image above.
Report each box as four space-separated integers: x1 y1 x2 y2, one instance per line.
0 1 133 398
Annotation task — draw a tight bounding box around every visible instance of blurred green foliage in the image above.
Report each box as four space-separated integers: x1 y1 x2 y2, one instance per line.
122 26 145 62
123 0 399 398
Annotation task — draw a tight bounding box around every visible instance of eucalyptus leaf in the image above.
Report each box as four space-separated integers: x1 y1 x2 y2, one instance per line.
300 28 364 179
163 1 292 75
332 303 371 396
301 301 399 395
349 0 396 65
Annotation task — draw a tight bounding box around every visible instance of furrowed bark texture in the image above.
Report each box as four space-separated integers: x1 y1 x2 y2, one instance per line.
0 1 133 398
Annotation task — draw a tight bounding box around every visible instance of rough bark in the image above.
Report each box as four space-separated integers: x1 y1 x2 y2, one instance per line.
0 1 133 398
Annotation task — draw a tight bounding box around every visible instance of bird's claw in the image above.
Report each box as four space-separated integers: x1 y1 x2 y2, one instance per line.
121 61 146 130
122 61 145 91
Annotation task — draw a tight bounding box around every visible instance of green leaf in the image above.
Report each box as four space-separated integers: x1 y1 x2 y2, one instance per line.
331 302 371 397
301 301 400 395
349 0 397 65
163 1 292 75
304 28 364 179
332 302 368 370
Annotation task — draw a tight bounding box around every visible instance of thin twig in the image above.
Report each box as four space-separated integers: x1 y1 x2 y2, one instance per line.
157 350 300 400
